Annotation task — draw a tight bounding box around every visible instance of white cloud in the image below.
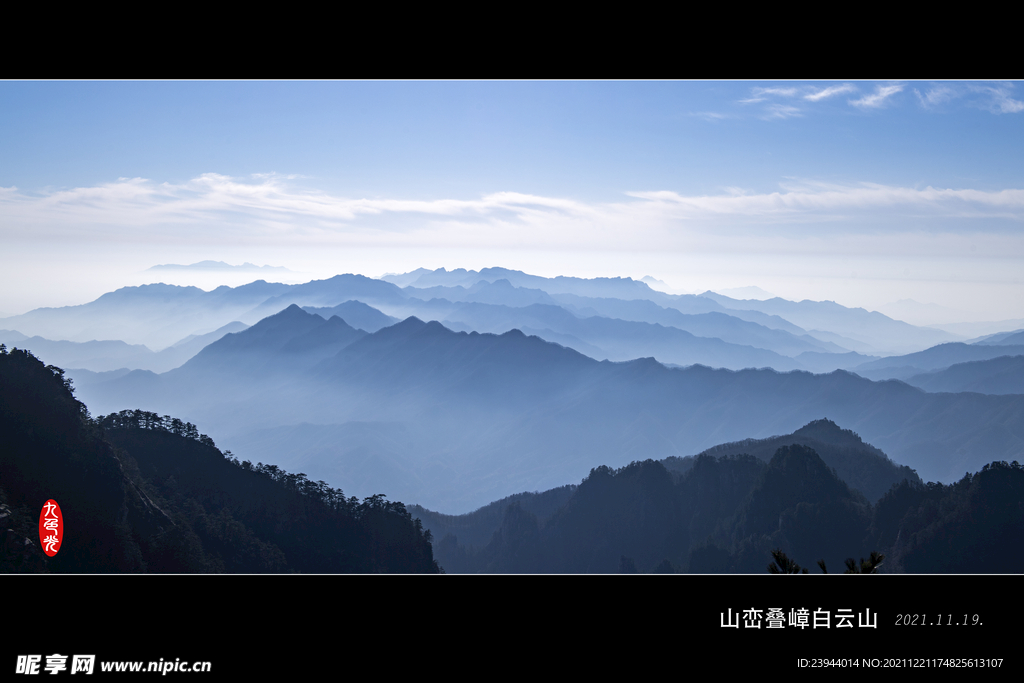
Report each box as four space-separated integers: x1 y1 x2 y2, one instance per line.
691 111 733 122
740 86 800 105
971 84 1024 114
915 85 958 107
6 175 1024 319
850 84 904 109
4 175 1024 256
624 180 1024 225
804 84 857 101
910 83 1023 114
762 104 802 119
750 86 799 98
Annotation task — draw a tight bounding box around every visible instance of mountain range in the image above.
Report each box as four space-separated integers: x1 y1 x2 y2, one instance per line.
4 266 1023 572
4 266 1024 515
60 304 1024 513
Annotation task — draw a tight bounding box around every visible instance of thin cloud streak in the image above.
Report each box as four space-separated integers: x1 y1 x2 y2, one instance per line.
850 85 904 109
690 111 735 122
915 85 959 107
804 84 857 101
626 182 1024 217
4 175 1024 254
971 84 1024 114
762 104 802 120
741 88 792 104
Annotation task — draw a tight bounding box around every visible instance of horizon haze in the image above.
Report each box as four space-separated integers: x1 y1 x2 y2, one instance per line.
2 81 1023 325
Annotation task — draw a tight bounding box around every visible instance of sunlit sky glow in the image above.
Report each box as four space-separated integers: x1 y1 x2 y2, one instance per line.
2 81 1022 323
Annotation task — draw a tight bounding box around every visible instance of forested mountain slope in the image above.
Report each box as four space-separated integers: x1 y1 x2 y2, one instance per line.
431 442 1024 574
0 345 439 573
69 313 1024 511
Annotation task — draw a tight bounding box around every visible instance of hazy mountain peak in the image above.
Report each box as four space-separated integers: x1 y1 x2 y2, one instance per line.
320 273 386 286
481 278 514 290
272 304 315 320
203 304 320 348
478 267 526 280
763 444 851 498
792 418 866 447
422 320 450 334
98 282 207 302
383 316 427 334
324 315 356 329
302 301 398 334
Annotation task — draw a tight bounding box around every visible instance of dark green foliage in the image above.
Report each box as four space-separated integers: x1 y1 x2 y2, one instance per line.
439 455 769 573
10 339 1020 574
677 419 921 503
97 409 215 447
0 346 439 573
438 440 1017 574
652 558 676 574
767 551 885 574
102 424 439 573
843 552 885 574
687 542 733 574
866 478 929 553
541 460 682 573
0 489 50 572
0 346 145 572
482 502 541 574
767 549 808 574
677 454 765 548
409 484 575 563
883 461 1024 573
728 444 873 573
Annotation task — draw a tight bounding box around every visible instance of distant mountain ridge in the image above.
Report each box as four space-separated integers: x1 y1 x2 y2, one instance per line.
425 436 1024 574
2 267 971 376
906 355 1024 395
853 342 1024 381
975 329 1024 346
664 418 920 502
0 322 247 373
417 417 916 571
700 291 958 354
67 308 1024 512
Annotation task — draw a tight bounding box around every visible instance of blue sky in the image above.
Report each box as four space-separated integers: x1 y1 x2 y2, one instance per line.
2 81 1023 322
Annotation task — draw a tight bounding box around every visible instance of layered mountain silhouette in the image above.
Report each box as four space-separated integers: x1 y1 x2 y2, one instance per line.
426 443 873 574
905 355 1024 395
853 342 1024 379
5 315 1022 573
700 291 957 354
66 307 1024 512
975 329 1024 346
180 304 367 377
5 267 968 376
423 434 1023 574
302 300 398 333
664 418 920 502
0 322 247 373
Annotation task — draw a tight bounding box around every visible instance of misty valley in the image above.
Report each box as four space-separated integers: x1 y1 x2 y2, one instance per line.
3 267 1024 573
